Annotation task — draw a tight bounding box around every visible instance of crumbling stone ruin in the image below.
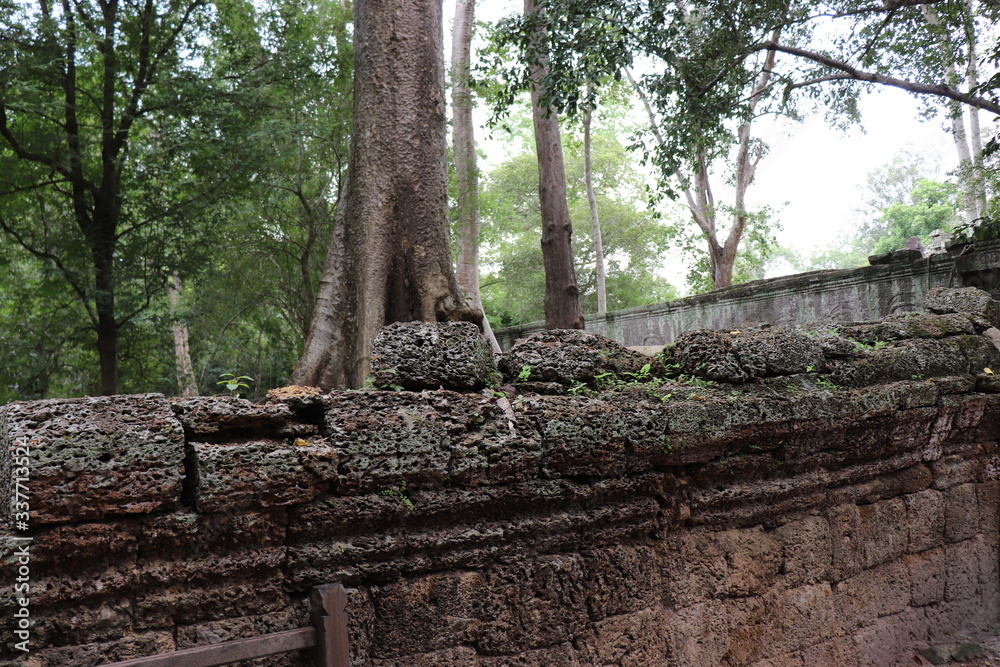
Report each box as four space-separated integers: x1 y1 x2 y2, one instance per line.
497 237 1000 350
3 287 1000 666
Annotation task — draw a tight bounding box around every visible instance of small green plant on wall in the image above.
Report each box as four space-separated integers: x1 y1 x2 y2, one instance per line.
381 481 414 510
217 373 254 397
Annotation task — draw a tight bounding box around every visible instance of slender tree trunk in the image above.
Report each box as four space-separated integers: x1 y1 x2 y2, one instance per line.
168 272 199 397
715 38 778 288
639 35 776 291
88 223 119 396
451 0 500 353
923 4 984 224
629 67 725 290
292 0 479 389
583 101 607 313
962 0 986 219
524 0 584 330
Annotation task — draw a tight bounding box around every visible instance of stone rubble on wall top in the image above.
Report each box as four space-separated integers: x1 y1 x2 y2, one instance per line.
668 327 824 384
499 328 658 387
925 285 1000 331
370 321 495 391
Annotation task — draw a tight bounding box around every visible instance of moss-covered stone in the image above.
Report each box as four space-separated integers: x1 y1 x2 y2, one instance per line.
925 286 1000 330
500 329 660 387
668 327 823 383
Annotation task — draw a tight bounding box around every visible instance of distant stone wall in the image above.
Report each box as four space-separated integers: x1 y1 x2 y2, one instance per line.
4 295 1000 666
496 239 1000 349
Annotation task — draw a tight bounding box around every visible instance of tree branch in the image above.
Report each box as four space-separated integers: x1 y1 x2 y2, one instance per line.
0 102 73 179
760 41 1000 115
826 0 945 19
0 215 97 326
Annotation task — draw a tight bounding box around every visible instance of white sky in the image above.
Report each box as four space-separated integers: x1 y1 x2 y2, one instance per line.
442 0 984 282
750 87 959 254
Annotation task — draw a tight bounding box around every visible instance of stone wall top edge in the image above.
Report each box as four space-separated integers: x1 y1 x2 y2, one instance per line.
497 240 1000 341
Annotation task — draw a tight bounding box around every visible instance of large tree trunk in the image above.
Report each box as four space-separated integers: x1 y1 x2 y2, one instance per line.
524 0 584 330
451 0 500 353
292 0 478 389
583 101 607 313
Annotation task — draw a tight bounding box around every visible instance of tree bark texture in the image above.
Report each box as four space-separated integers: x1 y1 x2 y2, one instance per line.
583 103 607 313
451 0 500 353
292 0 476 389
524 0 584 330
922 4 986 225
168 272 199 397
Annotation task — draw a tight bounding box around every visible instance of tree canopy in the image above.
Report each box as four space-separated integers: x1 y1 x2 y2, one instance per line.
0 0 353 400
1 0 996 401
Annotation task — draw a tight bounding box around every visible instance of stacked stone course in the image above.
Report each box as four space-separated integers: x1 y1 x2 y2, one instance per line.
2 290 1000 665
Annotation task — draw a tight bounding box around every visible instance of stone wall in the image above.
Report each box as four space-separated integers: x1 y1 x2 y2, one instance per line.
495 239 1000 349
4 293 1000 666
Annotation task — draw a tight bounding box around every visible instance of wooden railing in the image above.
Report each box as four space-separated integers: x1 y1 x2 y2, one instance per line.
104 583 349 667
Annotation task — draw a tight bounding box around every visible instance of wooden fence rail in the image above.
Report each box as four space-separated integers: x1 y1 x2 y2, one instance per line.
103 583 349 667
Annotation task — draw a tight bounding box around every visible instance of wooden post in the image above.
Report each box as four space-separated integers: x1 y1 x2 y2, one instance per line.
311 583 350 667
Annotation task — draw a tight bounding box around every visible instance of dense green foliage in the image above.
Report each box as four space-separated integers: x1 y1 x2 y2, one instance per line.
871 180 959 254
0 0 352 402
0 0 994 400
796 153 962 272
480 0 998 286
475 107 676 327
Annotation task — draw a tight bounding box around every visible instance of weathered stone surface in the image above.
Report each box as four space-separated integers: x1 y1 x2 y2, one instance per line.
265 384 325 407
371 321 495 390
368 570 488 657
925 286 1000 330
526 395 630 478
669 327 823 383
661 528 783 608
777 515 832 587
135 510 288 559
22 631 175 667
827 337 991 387
190 439 330 512
578 605 671 666
0 394 184 525
6 307 1000 666
907 547 946 607
285 477 664 590
500 329 658 386
828 498 909 581
904 489 945 553
134 549 287 627
837 312 976 342
833 560 910 634
327 390 494 493
175 608 308 651
476 554 591 654
172 396 318 438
